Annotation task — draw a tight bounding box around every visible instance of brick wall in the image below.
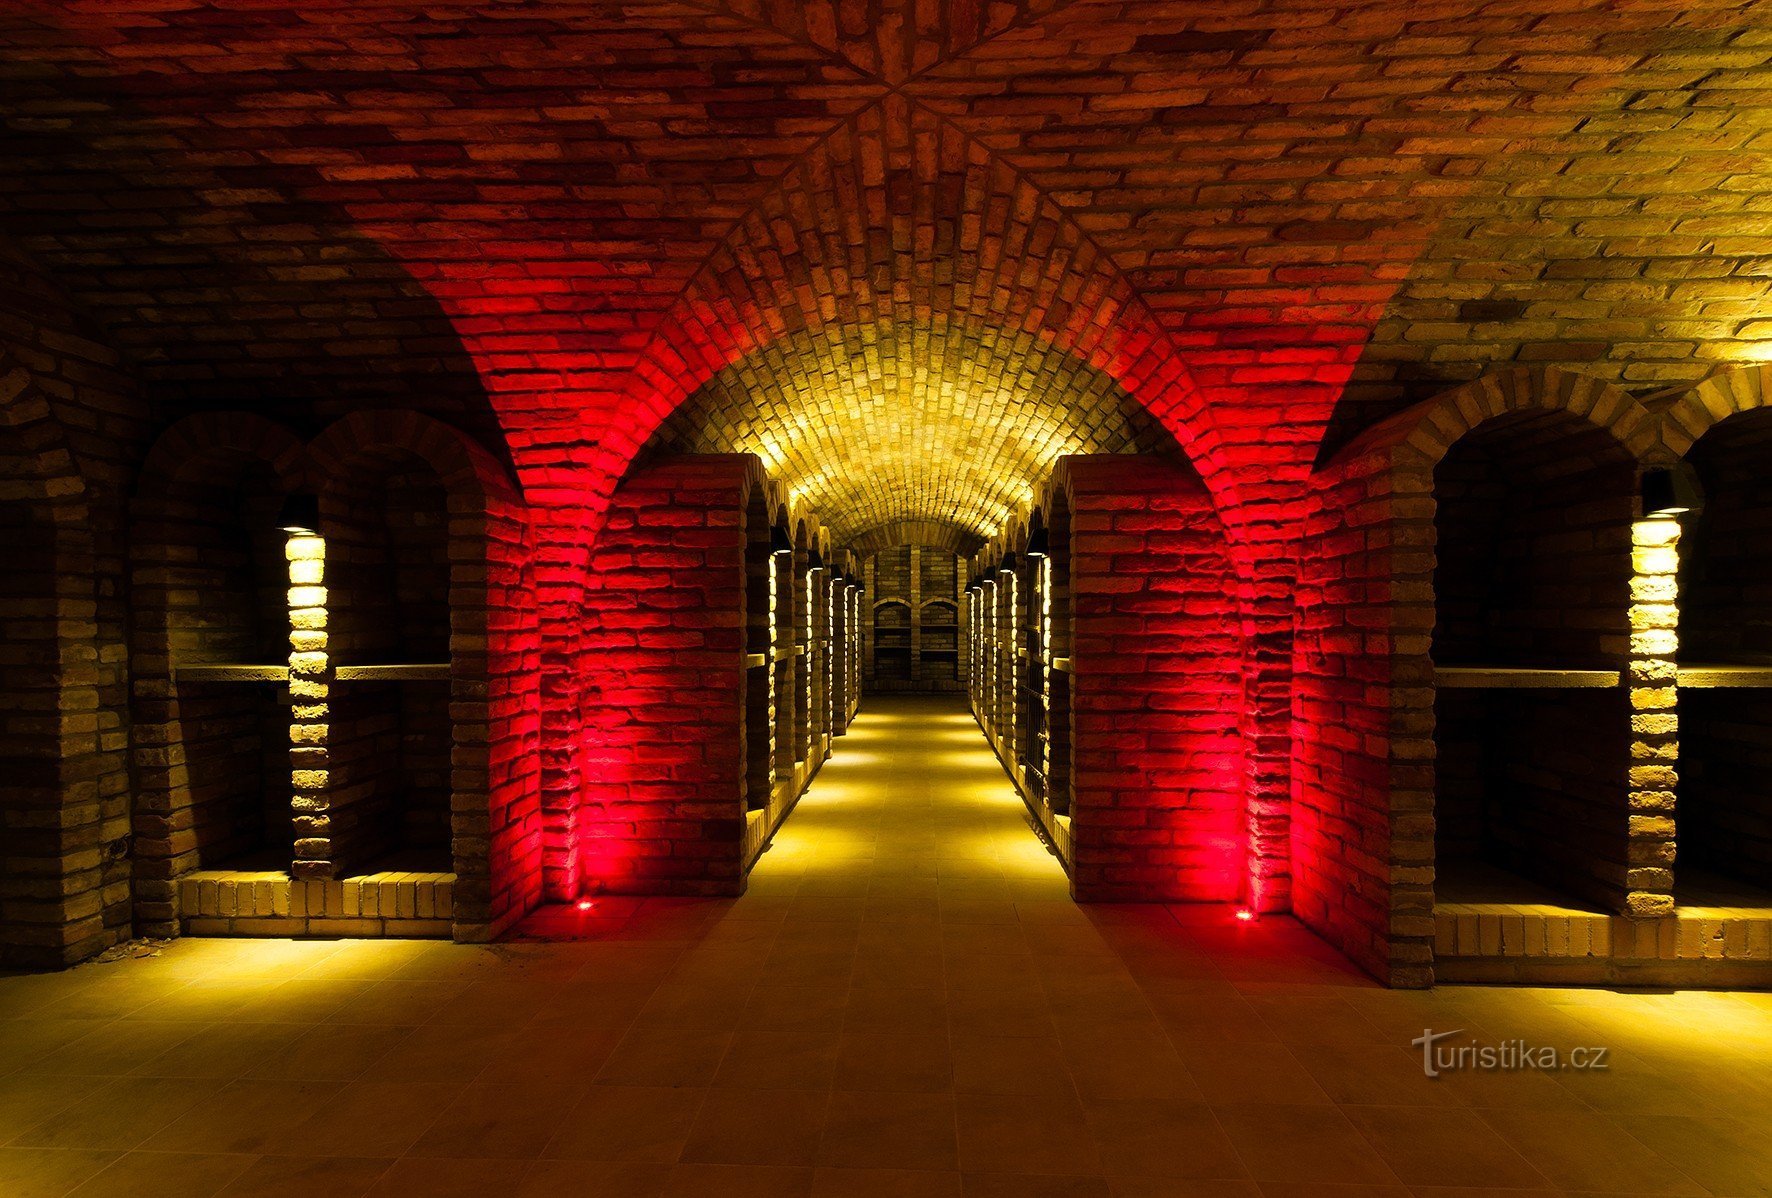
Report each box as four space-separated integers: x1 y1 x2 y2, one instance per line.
864 544 968 692
1433 412 1637 910
972 456 1245 904
577 455 763 896
0 252 150 968
1060 457 1245 902
1293 369 1660 985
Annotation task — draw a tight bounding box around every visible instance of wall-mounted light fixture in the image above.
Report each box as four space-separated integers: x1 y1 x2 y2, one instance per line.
998 552 1019 575
278 492 321 534
808 547 825 572
1026 527 1049 558
1641 463 1704 518
770 525 793 556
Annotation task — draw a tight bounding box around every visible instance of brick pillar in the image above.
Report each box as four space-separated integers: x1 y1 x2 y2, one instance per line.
852 585 863 716
830 575 848 735
793 548 811 766
979 579 997 738
862 559 876 689
1628 515 1680 917
995 572 1018 760
774 551 797 787
957 561 970 688
746 542 776 806
809 564 827 753
287 530 332 879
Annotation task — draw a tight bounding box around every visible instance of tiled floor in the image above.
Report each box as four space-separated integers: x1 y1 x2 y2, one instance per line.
4 695 1772 1197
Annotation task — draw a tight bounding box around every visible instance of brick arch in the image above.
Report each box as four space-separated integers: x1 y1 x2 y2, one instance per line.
1661 363 1772 459
1348 367 1658 477
847 519 980 558
614 96 1216 549
307 410 537 940
650 319 1183 550
135 412 307 496
1293 366 1657 987
0 353 116 968
308 410 523 512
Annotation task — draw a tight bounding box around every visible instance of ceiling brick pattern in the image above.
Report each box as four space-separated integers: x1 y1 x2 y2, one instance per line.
3 0 1772 536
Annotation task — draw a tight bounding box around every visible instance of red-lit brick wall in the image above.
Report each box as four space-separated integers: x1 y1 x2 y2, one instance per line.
575 455 768 897
1055 457 1245 903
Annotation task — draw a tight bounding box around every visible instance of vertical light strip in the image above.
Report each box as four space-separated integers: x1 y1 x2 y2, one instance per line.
1628 515 1680 917
285 529 330 879
767 549 778 792
1039 553 1051 793
806 567 816 756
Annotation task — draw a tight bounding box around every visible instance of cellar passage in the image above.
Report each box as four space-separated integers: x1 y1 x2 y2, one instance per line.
4 1 1772 998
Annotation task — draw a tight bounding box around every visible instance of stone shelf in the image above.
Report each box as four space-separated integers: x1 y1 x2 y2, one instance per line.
1051 657 1072 673
1676 662 1772 688
744 652 768 669
174 664 290 682
334 663 449 681
1434 666 1620 689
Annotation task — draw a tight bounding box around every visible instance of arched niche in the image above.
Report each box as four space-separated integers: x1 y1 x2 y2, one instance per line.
873 598 914 684
863 538 970 693
130 415 306 924
308 411 531 934
1430 409 1636 913
920 598 960 683
1673 408 1772 905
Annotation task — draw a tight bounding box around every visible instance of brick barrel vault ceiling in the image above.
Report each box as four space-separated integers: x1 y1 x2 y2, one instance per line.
0 1 1770 482
622 95 1206 543
647 318 1176 548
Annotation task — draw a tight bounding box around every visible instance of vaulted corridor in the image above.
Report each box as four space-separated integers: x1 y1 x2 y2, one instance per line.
2 697 1771 1197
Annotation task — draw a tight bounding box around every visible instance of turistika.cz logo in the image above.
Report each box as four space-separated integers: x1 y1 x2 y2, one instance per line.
1411 1029 1610 1078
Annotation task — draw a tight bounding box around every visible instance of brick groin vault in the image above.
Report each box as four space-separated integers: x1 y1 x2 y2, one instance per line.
8 0 1772 1007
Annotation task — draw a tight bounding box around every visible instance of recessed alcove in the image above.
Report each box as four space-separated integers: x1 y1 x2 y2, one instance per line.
872 597 913 685
141 461 296 880
1429 411 1635 914
1675 411 1772 908
322 453 454 876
